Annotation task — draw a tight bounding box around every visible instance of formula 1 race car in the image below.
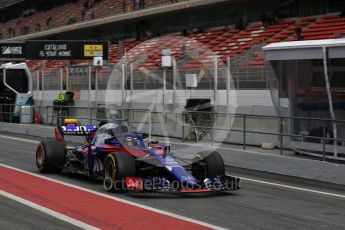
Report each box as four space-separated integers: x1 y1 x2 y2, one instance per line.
35 122 240 193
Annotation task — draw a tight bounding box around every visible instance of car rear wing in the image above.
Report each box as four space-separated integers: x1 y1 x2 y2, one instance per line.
54 125 97 144
58 125 97 136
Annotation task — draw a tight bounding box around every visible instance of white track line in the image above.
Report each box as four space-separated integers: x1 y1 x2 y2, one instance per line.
1 134 345 200
0 134 39 144
240 177 345 199
0 163 227 230
0 190 99 230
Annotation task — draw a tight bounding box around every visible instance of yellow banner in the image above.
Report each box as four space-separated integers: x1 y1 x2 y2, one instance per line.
84 44 103 57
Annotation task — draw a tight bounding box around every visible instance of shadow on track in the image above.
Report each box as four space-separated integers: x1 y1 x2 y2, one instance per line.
57 171 240 199
127 191 239 199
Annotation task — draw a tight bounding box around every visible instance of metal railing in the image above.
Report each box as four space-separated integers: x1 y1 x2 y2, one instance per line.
1 103 345 161
181 110 345 161
31 63 271 94
0 103 14 123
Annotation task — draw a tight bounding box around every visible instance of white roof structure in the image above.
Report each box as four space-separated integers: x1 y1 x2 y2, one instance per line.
263 38 345 50
263 38 345 60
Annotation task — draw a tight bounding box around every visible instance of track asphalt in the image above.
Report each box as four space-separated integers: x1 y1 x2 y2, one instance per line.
1 133 345 230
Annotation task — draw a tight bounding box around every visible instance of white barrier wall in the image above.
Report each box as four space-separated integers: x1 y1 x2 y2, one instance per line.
33 89 280 146
34 89 275 109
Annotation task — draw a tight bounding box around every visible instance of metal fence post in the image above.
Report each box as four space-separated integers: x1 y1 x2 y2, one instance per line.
41 70 45 103
95 67 99 106
148 111 152 142
243 115 246 150
182 112 185 143
130 63 133 106
322 139 326 161
36 70 40 104
46 106 49 125
211 119 214 146
88 66 91 106
88 66 92 123
60 68 63 92
280 117 283 155
237 68 240 89
213 57 218 111
227 57 231 113
172 59 177 106
163 68 166 117
66 68 69 91
323 120 326 161
121 64 125 120
9 105 12 123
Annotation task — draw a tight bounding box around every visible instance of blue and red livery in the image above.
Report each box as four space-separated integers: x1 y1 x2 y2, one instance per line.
36 122 240 193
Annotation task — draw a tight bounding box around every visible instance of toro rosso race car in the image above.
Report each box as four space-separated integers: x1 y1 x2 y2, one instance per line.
36 122 240 193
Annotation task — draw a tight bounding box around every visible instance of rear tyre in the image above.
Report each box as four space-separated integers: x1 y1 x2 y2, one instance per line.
191 151 225 180
36 140 65 173
103 152 136 192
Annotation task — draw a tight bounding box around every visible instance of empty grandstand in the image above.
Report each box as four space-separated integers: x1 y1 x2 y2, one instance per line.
1 0 344 78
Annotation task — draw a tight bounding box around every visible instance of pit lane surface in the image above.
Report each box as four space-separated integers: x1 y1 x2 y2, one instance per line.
1 133 345 230
0 196 81 230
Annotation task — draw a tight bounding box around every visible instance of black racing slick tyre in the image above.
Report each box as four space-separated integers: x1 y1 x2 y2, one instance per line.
103 152 136 192
36 140 65 173
191 151 225 180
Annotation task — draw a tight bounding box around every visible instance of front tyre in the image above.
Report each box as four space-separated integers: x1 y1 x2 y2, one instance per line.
36 140 65 173
103 152 136 192
191 151 225 180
